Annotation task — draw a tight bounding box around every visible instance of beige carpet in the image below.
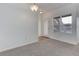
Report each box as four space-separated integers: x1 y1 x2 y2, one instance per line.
0 37 79 56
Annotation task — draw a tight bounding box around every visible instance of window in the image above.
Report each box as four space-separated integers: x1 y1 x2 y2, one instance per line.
53 17 60 32
53 14 72 33
62 16 72 24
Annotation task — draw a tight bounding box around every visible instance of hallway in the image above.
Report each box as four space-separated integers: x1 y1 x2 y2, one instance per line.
0 37 79 56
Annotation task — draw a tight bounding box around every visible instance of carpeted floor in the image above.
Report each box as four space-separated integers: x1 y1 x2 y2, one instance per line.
0 37 79 56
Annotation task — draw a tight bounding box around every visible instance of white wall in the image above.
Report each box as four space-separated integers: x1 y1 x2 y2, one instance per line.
43 4 78 45
76 5 79 43
38 13 49 36
0 3 38 52
38 13 43 36
40 13 51 36
77 17 79 42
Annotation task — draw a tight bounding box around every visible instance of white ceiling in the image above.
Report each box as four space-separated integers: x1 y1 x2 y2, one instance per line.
38 3 73 12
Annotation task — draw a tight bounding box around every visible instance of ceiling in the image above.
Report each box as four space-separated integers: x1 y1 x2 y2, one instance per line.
38 3 73 12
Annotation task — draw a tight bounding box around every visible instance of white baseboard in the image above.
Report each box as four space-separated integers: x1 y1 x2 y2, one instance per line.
0 40 38 53
43 35 78 45
50 37 78 45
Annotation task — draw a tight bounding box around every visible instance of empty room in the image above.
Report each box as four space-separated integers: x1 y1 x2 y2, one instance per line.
0 3 79 56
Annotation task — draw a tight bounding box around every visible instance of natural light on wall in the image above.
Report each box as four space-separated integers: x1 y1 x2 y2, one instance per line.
62 16 72 24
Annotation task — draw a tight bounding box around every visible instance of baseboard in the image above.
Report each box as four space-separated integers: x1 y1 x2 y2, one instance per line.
42 35 78 45
52 38 78 45
0 40 38 53
51 38 78 45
